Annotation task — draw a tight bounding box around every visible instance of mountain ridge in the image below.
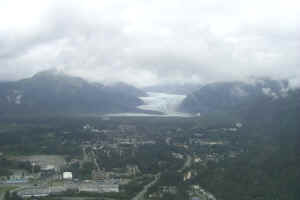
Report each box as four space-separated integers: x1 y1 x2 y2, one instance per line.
179 79 290 114
0 70 146 114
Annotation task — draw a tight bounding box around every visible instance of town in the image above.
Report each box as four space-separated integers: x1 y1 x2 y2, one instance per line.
0 115 244 200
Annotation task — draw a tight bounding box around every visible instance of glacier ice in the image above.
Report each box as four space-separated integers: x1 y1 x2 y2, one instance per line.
138 92 186 115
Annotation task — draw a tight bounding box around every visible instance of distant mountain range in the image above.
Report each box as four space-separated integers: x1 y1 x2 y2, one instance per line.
0 70 147 114
1 71 297 117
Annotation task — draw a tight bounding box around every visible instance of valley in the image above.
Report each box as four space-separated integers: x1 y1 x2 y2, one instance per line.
1 73 300 200
1 0 299 199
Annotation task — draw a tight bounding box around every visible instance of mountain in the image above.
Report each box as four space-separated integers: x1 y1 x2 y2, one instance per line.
179 79 289 114
105 82 147 97
180 80 300 199
191 86 300 200
0 69 146 114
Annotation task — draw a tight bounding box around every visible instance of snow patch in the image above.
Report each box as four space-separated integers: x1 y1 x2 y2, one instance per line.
15 94 23 104
262 88 279 99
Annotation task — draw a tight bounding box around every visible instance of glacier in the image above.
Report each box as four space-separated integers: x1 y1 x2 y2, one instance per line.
137 92 189 116
105 92 191 117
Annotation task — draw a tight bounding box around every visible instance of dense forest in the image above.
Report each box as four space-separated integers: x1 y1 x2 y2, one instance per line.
188 89 300 200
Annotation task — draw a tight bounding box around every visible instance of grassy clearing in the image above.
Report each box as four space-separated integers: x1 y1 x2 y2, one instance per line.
0 186 18 196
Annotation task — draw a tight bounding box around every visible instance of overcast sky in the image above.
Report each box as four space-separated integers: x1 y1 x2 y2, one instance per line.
0 0 299 87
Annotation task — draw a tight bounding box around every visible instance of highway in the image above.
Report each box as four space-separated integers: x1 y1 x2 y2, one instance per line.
131 173 160 200
91 150 101 171
131 153 192 200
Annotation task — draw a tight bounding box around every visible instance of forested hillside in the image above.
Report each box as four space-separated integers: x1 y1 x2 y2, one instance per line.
0 70 146 114
180 79 288 114
189 86 300 200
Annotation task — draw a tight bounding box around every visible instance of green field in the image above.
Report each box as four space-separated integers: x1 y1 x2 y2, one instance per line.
0 186 18 198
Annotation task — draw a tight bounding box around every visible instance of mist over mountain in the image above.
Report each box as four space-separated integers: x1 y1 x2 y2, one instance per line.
0 70 146 114
143 83 202 95
179 79 290 114
105 82 147 98
188 82 300 200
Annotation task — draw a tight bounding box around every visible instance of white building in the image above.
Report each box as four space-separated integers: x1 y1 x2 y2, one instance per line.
79 182 119 193
41 165 56 171
236 122 243 128
99 184 119 193
63 172 73 180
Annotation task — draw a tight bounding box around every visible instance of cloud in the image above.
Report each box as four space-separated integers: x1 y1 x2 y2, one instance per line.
0 0 300 87
262 88 279 99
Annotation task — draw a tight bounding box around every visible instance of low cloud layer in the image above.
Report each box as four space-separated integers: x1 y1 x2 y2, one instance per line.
0 0 300 87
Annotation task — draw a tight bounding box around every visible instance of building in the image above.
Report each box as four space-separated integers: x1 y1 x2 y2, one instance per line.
18 187 50 198
6 178 28 184
183 171 192 181
63 172 73 180
79 183 99 193
126 165 140 176
99 183 119 193
160 186 177 194
41 164 56 171
79 181 119 193
236 122 243 128
92 170 108 180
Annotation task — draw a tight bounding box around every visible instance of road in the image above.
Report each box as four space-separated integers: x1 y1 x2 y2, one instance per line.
80 146 92 168
82 147 89 162
91 150 101 171
131 153 192 200
165 137 171 145
131 173 160 200
179 154 192 172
